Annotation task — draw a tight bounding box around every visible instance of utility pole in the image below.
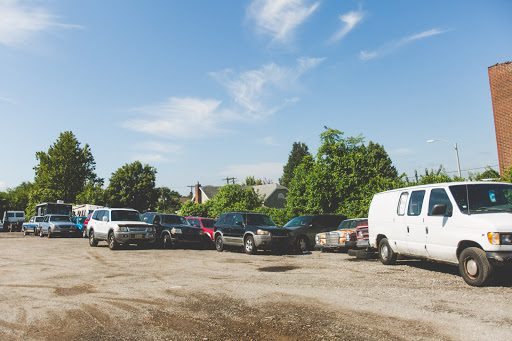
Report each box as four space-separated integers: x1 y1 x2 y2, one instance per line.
187 185 195 197
223 177 236 184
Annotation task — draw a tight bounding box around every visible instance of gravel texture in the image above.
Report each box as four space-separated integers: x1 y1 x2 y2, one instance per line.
1 232 511 340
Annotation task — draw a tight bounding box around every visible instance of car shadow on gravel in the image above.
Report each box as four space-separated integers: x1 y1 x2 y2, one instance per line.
396 259 512 287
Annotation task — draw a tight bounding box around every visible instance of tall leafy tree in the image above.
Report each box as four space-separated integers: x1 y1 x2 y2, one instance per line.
286 128 401 218
5 182 34 212
75 180 106 206
154 187 182 213
279 142 310 188
32 131 98 205
106 161 158 212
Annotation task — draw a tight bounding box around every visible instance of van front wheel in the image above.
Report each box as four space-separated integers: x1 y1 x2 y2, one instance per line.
378 238 397 265
459 247 494 287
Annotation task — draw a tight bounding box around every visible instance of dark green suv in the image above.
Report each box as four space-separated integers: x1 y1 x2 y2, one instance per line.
213 212 291 254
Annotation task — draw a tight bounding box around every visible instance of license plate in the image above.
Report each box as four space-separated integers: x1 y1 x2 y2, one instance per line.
134 234 143 239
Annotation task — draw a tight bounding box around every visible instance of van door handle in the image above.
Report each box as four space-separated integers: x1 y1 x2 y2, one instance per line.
425 227 429 234
407 226 409 233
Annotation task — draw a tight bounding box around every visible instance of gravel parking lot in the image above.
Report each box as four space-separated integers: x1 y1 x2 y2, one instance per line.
1 232 512 340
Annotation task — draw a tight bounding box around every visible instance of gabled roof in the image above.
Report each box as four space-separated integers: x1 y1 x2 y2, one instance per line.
252 184 288 201
201 186 222 200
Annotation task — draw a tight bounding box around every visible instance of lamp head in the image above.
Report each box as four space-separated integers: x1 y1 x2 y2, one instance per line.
426 140 435 143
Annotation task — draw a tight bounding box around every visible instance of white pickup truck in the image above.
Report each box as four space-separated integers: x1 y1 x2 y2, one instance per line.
369 181 512 287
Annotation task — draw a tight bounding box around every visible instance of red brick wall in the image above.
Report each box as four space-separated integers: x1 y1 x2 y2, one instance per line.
489 61 512 176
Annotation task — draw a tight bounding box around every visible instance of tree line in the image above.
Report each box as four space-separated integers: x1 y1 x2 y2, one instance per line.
0 128 502 224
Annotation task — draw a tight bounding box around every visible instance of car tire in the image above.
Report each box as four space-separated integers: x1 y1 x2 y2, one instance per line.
215 235 224 252
347 249 357 256
89 230 98 247
356 250 375 259
459 247 494 287
82 229 87 238
295 236 309 253
244 235 257 255
162 233 173 249
47 229 52 238
23 228 27 236
40 229 44 237
108 232 119 250
378 238 397 265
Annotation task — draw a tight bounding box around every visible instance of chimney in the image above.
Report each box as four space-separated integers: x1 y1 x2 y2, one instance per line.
489 61 512 175
195 183 202 204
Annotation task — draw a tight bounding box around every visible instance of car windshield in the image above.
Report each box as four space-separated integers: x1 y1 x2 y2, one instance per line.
111 210 142 222
246 214 276 226
201 219 216 228
35 217 44 222
51 216 71 222
162 215 188 225
449 183 512 214
338 219 368 229
283 216 312 227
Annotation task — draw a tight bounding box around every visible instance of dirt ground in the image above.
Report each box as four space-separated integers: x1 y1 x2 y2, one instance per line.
1 232 512 340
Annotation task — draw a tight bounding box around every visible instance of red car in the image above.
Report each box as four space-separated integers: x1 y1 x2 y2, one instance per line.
185 217 217 241
82 212 93 238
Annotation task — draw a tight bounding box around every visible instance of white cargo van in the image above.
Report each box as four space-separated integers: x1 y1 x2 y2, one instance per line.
368 181 512 286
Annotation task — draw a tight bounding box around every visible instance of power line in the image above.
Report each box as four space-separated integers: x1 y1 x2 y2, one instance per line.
222 177 236 184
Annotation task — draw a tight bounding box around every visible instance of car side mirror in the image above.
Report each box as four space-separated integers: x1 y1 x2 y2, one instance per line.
431 204 447 216
236 221 244 227
143 217 148 222
102 216 109 222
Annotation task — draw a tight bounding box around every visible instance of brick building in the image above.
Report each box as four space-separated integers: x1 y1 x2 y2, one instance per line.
489 61 512 175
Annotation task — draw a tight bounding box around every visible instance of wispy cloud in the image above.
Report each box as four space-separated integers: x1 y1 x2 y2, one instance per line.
0 95 17 104
359 28 448 61
329 10 364 43
0 0 83 47
262 136 279 146
123 97 225 138
220 162 284 183
211 57 325 118
247 0 319 45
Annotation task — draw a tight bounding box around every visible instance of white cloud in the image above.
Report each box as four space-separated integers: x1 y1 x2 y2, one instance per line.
247 0 319 44
330 10 364 43
134 141 183 154
0 0 83 47
0 180 8 191
211 57 325 118
133 154 168 164
123 97 224 138
0 96 16 104
359 28 447 61
262 136 279 146
220 162 284 183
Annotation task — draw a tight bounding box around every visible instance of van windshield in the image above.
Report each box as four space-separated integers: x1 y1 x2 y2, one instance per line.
449 183 512 214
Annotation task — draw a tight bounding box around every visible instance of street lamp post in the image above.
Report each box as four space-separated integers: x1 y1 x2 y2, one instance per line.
427 139 462 178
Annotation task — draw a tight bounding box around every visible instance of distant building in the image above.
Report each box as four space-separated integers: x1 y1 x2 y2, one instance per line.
489 61 512 175
192 183 288 209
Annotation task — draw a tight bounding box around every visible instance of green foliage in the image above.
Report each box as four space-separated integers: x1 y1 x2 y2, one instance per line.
179 200 212 217
286 128 400 219
154 187 182 213
242 176 273 186
75 180 106 206
254 206 290 226
106 161 158 212
209 184 262 218
405 166 455 186
470 168 500 181
32 131 98 205
279 142 310 188
5 182 34 213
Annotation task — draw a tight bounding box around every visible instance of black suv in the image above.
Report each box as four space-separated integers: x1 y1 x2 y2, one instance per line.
214 212 291 254
142 213 206 249
283 214 346 252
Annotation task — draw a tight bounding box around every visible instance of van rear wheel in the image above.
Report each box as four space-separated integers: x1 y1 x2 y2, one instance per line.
378 238 397 265
459 247 494 287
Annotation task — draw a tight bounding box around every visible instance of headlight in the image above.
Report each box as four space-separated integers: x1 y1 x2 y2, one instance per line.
487 232 512 245
147 227 154 232
257 229 269 235
315 235 319 242
171 228 182 234
117 226 128 232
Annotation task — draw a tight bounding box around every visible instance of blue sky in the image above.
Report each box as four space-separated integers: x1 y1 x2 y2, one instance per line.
1 0 511 196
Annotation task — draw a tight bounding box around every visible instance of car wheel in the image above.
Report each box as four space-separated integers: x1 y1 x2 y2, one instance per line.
295 236 309 253
47 229 52 238
244 235 257 255
23 228 27 236
459 247 494 287
356 250 376 259
108 232 119 250
82 228 87 238
39 229 44 237
215 235 224 252
89 230 98 247
378 238 397 265
162 233 173 249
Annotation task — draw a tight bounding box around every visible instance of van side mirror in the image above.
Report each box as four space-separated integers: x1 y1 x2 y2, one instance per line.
431 204 447 216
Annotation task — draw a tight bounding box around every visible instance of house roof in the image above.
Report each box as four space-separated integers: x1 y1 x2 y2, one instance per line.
252 184 287 201
201 186 222 200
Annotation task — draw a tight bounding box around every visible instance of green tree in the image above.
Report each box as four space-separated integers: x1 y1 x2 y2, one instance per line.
75 180 106 206
405 166 455 186
286 128 400 218
5 182 34 213
32 131 98 204
179 200 212 217
154 187 182 213
209 184 263 217
279 142 310 188
106 161 158 212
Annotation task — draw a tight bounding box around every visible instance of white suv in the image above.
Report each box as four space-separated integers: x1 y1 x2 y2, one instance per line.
369 181 512 286
87 208 156 250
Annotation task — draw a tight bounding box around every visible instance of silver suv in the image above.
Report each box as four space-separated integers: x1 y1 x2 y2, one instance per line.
87 208 156 250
